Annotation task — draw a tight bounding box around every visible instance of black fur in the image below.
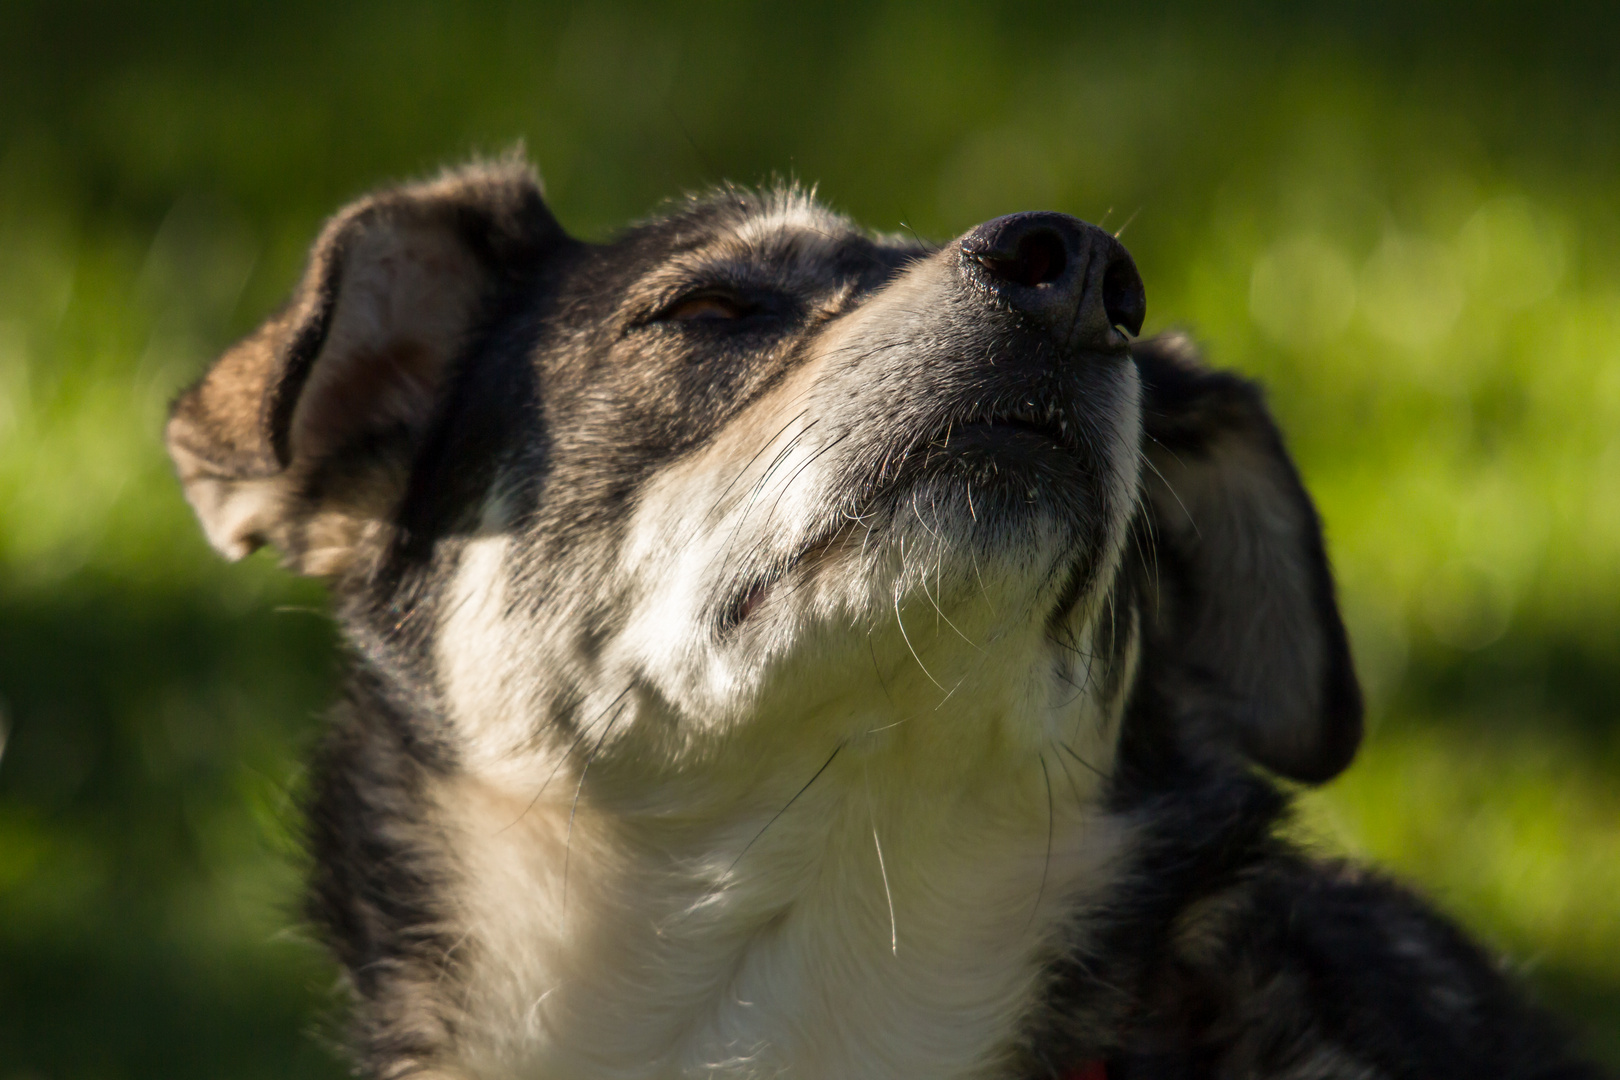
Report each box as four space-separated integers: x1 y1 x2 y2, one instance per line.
166 160 1608 1079
1019 749 1604 1077
305 665 462 1076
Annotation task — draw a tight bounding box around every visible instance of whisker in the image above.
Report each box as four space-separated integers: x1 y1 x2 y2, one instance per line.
871 822 898 957
867 631 896 706
1139 441 1197 539
705 409 815 523
1028 752 1054 930
501 684 635 833
1057 738 1107 780
761 430 854 527
893 583 946 691
968 544 996 614
727 742 845 873
931 673 971 711
1050 740 1088 811
912 520 979 650
1113 206 1142 239
562 697 631 904
711 423 821 572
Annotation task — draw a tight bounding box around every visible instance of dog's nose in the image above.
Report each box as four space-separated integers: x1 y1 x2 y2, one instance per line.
960 212 1145 350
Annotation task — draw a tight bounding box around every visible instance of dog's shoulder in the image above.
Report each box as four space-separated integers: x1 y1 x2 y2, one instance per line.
1026 767 1607 1080
1133 855 1605 1079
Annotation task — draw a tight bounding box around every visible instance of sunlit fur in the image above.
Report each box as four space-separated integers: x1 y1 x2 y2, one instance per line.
424 194 1147 1079
168 161 1602 1080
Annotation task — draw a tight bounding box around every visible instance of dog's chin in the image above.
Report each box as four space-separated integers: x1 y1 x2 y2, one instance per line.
720 445 1114 643
874 437 1112 574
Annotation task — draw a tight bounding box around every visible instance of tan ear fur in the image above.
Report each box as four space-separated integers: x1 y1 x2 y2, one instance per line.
165 158 560 575
1135 333 1363 783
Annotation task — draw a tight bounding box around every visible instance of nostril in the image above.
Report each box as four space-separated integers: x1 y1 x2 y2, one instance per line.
1102 254 1146 337
962 213 1146 348
978 228 1068 288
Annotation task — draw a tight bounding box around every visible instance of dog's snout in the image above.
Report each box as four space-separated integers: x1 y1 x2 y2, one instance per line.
971 219 1070 289
1101 247 1147 339
960 212 1145 348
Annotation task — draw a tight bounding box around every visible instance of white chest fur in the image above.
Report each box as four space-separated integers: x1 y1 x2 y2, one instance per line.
431 729 1127 1080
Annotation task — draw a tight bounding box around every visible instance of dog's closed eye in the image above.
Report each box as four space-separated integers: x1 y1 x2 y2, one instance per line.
663 292 753 322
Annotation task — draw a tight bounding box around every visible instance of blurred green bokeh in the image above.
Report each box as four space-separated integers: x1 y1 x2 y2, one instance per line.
1 2 1616 1075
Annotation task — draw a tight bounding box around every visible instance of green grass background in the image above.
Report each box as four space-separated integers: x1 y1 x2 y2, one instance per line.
0 1 1616 1074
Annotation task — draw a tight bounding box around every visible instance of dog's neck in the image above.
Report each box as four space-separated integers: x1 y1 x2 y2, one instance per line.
432 692 1128 1080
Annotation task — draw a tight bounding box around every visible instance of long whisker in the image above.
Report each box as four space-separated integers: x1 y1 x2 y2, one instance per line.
931 673 971 711
760 429 854 527
727 742 845 873
1050 740 1088 811
910 491 982 651
1138 441 1196 537
1028 752 1054 929
868 630 896 706
502 684 635 833
1113 206 1143 239
562 697 630 904
1057 738 1107 780
968 543 996 613
894 590 946 692
705 409 814 522
871 822 898 957
892 534 946 691
711 424 820 572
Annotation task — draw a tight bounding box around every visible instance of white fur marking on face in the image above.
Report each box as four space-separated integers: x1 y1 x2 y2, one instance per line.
438 534 546 778
611 397 839 717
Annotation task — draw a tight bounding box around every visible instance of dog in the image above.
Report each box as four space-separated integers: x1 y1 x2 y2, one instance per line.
166 157 1604 1079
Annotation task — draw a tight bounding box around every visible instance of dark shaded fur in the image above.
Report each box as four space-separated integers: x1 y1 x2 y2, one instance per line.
1133 339 1362 782
1019 343 1601 1077
307 666 463 1075
167 159 1607 1079
1018 752 1602 1077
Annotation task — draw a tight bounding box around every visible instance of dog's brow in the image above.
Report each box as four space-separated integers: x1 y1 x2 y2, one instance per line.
728 193 850 244
625 229 865 321
726 220 856 260
641 254 787 292
706 219 861 269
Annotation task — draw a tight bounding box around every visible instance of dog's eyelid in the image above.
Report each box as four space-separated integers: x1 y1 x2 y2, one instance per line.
661 291 754 322
640 283 798 328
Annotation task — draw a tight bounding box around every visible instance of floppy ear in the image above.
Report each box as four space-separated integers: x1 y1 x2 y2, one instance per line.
166 159 562 576
1132 333 1362 783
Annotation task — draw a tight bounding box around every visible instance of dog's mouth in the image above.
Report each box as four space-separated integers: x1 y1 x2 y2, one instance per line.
938 407 1077 452
714 393 1103 636
897 392 1092 479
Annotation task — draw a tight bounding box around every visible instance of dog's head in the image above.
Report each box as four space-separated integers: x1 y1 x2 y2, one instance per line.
168 158 1359 826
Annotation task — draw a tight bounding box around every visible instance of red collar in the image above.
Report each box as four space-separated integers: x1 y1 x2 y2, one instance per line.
1064 1062 1108 1080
